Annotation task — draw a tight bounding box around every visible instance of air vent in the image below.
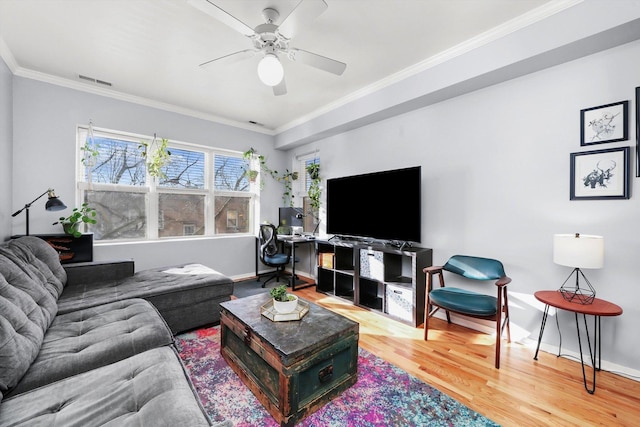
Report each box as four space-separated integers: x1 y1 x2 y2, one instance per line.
78 74 112 87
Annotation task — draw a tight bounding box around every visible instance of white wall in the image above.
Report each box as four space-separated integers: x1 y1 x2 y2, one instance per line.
0 57 12 241
10 78 284 276
291 40 640 373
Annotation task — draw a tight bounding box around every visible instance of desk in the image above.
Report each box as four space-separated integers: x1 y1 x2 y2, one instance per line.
533 290 622 394
254 235 316 291
277 235 316 291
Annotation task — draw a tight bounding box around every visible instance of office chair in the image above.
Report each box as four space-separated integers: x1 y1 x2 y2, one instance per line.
423 255 511 368
258 223 291 287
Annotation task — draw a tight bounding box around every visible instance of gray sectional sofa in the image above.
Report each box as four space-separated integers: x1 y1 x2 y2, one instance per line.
0 236 234 426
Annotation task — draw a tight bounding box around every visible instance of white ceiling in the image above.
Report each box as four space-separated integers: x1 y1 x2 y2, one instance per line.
0 0 569 133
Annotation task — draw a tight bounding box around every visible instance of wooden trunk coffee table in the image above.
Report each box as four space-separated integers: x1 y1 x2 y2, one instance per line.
220 293 359 426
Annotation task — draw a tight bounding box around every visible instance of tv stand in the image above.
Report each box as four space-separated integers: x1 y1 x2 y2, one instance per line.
315 239 432 327
386 240 412 250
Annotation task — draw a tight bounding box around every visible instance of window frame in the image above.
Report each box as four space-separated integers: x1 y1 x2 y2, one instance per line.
76 125 256 242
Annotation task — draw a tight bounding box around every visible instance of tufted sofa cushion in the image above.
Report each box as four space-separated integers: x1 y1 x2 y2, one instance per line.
0 237 69 397
7 237 67 293
0 346 213 426
0 275 45 396
58 266 234 333
7 298 174 397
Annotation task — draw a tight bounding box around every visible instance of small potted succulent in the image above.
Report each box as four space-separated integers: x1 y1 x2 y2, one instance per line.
269 284 298 313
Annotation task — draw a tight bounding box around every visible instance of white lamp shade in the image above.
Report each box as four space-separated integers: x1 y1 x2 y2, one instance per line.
553 234 604 269
257 54 284 86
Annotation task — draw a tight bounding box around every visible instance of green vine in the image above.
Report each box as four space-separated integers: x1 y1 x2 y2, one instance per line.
306 162 321 211
275 169 298 207
242 148 298 206
80 140 99 166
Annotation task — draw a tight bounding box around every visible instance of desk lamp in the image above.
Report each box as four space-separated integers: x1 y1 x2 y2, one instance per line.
553 233 604 304
12 189 67 235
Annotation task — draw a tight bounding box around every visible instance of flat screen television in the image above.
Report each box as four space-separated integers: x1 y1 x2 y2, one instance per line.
326 166 421 243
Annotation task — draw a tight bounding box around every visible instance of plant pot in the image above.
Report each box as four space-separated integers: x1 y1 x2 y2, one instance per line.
62 222 80 236
247 170 259 183
272 294 299 314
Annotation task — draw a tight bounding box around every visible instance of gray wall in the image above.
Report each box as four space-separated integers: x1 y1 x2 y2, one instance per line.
0 58 12 241
6 2 640 375
11 77 282 276
288 39 640 374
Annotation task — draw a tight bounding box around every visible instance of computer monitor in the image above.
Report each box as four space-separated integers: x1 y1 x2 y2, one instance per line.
279 207 304 234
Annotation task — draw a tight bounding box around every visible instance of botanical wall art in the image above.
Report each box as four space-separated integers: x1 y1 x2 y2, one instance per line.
570 146 629 200
580 101 628 146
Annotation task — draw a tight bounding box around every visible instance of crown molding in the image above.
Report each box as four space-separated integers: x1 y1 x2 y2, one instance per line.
6 60 275 136
274 0 583 135
0 36 18 72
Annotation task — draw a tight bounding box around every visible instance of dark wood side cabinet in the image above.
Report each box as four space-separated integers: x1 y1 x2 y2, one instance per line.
12 234 94 264
316 239 432 327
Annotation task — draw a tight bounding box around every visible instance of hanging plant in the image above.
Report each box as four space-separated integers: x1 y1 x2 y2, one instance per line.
243 147 269 189
140 135 171 179
306 162 321 211
247 169 259 183
81 120 100 167
81 141 99 167
307 162 320 180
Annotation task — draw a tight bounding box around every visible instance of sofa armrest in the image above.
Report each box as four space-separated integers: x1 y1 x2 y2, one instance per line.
63 260 135 286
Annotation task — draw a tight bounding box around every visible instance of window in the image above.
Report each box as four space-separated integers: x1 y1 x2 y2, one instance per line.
296 153 320 233
78 126 254 241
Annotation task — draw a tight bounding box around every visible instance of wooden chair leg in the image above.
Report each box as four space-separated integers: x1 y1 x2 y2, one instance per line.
495 316 502 369
504 288 511 343
424 295 430 340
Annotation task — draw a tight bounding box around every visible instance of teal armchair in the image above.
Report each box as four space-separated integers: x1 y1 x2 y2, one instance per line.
423 255 511 368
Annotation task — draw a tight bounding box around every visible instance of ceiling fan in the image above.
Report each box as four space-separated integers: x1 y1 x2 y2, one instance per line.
188 0 347 96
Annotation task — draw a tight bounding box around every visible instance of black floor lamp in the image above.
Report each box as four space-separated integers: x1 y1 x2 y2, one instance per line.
11 189 67 235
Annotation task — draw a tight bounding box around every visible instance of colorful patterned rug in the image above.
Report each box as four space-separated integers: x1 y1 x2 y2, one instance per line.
175 326 499 427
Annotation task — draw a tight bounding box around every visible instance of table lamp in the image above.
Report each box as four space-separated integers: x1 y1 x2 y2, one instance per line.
553 233 604 304
11 189 67 235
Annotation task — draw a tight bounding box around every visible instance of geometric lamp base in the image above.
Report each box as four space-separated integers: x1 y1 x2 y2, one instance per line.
559 268 596 305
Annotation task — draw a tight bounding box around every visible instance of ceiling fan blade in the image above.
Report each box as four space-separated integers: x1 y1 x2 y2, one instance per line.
288 48 346 76
187 0 255 37
277 0 328 40
199 49 258 69
273 78 287 96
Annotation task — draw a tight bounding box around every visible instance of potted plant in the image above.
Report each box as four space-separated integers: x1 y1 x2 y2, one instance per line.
269 284 298 313
243 147 268 188
306 162 320 180
306 162 321 212
80 140 99 167
53 203 97 238
246 169 259 183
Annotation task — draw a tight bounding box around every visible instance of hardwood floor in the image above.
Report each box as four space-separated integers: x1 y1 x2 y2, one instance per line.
293 286 640 427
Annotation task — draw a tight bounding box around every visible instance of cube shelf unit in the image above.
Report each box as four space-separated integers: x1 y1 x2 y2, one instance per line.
316 239 432 327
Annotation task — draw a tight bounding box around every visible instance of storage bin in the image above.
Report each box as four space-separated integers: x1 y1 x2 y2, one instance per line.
385 284 413 322
360 248 384 281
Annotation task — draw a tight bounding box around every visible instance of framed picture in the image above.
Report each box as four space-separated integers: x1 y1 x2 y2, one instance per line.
570 146 629 200
636 87 639 177
580 101 628 146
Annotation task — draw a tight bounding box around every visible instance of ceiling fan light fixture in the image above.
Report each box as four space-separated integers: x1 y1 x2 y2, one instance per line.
257 53 284 86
